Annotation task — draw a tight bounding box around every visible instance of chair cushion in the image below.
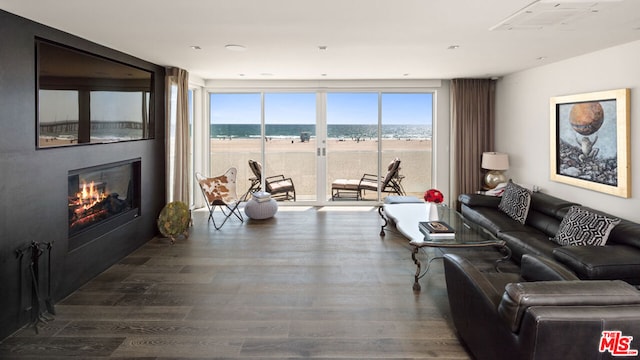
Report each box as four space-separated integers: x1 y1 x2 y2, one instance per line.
551 206 620 246
268 179 294 192
553 245 640 284
332 179 361 190
498 181 532 225
498 280 640 333
519 254 578 282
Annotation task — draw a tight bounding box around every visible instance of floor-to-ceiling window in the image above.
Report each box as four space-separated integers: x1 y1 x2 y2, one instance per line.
326 93 379 200
209 93 261 198
208 88 434 204
264 93 317 201
380 92 433 198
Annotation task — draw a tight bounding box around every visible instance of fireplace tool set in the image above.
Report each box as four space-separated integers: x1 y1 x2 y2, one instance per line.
15 240 55 334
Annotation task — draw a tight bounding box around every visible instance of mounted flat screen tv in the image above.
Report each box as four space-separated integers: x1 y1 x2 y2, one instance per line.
36 39 154 148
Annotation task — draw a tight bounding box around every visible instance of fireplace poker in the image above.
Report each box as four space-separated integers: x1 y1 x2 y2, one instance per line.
45 241 56 315
29 241 51 333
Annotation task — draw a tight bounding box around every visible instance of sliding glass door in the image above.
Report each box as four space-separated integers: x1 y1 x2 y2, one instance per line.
380 93 433 199
326 92 433 201
209 93 261 198
326 93 379 200
209 90 433 204
264 93 317 201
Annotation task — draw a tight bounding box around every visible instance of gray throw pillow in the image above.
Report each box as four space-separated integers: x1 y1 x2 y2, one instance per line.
552 206 620 246
498 181 531 224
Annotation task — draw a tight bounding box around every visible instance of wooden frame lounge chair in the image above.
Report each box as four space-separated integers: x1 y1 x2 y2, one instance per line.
247 160 296 201
331 158 405 200
196 169 244 229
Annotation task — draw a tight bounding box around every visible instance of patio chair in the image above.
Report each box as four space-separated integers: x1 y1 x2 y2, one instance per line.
248 160 296 201
331 158 405 200
196 169 243 230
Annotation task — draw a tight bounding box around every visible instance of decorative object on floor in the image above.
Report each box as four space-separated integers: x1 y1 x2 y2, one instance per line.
424 188 444 221
157 201 191 244
481 152 509 189
244 191 278 220
196 169 244 230
550 88 630 198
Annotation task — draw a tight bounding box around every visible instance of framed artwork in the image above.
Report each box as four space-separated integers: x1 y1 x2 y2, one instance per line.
550 88 630 198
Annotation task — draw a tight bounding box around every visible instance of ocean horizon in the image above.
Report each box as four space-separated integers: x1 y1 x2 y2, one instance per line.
211 124 432 140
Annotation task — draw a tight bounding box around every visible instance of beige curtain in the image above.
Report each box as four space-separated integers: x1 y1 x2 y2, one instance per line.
166 67 190 203
451 78 496 209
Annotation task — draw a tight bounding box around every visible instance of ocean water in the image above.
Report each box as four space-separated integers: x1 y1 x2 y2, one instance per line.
211 124 432 140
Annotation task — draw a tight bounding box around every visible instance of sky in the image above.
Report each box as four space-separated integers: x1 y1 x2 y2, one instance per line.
210 92 433 125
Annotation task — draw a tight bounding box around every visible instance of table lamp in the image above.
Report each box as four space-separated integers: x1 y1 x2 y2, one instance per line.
481 152 509 189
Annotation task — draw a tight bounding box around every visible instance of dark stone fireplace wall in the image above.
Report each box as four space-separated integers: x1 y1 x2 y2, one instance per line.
0 10 166 339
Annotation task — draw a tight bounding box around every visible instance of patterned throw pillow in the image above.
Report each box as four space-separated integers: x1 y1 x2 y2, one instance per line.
498 181 531 224
552 206 620 246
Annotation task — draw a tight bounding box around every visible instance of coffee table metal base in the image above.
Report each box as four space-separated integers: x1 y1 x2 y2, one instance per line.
410 242 511 291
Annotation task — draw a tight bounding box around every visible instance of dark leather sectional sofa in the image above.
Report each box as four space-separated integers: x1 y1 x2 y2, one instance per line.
459 191 640 284
442 191 640 359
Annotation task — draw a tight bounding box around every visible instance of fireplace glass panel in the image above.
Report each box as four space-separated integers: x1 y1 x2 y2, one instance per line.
68 160 140 238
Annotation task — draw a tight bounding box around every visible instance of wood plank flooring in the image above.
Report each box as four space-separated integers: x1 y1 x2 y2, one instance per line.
0 206 473 359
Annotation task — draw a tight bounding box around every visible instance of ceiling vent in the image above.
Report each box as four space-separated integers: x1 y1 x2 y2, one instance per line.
490 0 623 31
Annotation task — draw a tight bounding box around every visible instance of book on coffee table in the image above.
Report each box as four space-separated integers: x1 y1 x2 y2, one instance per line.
419 221 455 239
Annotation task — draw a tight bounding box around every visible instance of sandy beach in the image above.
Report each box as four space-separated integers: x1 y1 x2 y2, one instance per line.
211 138 432 200
41 135 433 200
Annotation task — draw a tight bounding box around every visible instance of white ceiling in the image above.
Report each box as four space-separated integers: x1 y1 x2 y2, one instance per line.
2 0 640 80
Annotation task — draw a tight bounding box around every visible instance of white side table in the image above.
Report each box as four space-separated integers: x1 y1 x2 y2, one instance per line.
244 192 278 220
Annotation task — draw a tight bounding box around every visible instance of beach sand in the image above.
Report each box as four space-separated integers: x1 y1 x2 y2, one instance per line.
42 135 432 200
211 138 432 200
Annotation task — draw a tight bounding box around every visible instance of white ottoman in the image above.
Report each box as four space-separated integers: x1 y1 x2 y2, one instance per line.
244 196 278 220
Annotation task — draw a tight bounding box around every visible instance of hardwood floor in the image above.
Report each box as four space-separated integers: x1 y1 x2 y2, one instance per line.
0 206 473 359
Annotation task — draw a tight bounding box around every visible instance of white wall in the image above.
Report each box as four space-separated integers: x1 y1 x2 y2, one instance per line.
495 40 640 222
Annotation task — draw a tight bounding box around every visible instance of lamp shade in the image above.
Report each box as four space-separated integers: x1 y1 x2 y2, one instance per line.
481 152 509 170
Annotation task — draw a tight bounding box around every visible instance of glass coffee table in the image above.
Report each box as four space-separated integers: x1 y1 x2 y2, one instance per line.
380 202 511 291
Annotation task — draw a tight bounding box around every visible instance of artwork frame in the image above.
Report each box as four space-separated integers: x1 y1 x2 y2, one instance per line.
550 88 630 198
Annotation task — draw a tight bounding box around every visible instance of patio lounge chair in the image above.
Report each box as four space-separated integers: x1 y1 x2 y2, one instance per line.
248 160 296 201
331 158 405 200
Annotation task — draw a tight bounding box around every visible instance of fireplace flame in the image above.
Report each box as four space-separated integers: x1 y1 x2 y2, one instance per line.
73 181 107 213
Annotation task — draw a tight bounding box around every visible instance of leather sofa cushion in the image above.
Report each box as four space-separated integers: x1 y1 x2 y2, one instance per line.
524 210 562 237
461 205 529 235
553 245 640 284
529 191 578 219
498 230 558 263
520 254 578 282
458 193 501 208
498 280 640 333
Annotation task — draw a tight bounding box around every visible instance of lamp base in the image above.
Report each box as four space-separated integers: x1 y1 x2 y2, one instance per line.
484 170 507 190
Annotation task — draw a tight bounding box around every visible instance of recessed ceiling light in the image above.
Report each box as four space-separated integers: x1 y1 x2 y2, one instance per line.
536 56 547 61
225 44 247 51
318 45 328 51
447 45 460 50
190 46 201 50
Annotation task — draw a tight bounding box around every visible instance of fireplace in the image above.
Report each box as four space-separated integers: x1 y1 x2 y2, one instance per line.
68 159 141 249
